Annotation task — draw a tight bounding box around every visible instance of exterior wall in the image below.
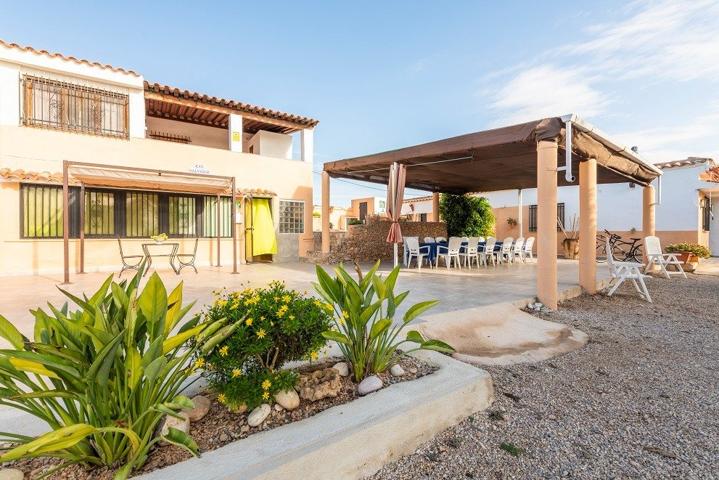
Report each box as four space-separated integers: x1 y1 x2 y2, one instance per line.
0 125 314 275
313 205 347 231
346 197 387 220
146 117 227 150
246 130 292 160
711 196 719 255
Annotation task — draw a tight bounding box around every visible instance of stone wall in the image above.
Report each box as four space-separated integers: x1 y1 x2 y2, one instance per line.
311 218 447 263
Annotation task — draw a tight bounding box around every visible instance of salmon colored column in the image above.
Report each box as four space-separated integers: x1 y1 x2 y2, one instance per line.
536 140 558 309
642 185 655 263
432 192 440 222
579 158 597 293
321 171 331 254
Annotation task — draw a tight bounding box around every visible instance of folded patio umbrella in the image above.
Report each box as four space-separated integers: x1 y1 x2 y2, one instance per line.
386 162 407 267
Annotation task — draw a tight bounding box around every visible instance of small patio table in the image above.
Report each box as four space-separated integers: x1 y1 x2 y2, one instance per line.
142 242 180 274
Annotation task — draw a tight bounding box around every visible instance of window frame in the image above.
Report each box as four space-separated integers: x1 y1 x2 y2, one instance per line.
278 199 305 234
528 203 565 232
701 197 711 232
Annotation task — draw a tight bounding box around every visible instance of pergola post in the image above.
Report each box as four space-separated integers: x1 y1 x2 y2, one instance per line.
62 160 70 284
232 178 238 273
216 194 221 267
79 184 85 274
579 158 597 293
431 192 440 222
517 189 523 234
536 140 558 309
321 171 330 254
642 185 656 263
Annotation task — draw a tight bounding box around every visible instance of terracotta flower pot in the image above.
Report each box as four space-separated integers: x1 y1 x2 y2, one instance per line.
673 251 699 272
562 238 579 260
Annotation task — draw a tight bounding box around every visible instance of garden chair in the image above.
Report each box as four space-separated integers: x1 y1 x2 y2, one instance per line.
460 236 481 268
480 237 497 267
478 236 485 243
117 238 144 277
498 237 514 263
605 240 652 302
405 236 430 269
435 236 447 243
174 238 199 274
522 237 535 261
437 237 462 269
643 236 686 279
423 236 436 243
512 237 525 263
403 236 419 266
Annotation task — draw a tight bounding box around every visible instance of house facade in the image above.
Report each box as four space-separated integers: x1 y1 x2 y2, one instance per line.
0 40 317 276
402 157 718 254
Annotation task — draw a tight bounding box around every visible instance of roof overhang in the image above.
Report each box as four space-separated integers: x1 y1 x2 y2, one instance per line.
323 116 662 194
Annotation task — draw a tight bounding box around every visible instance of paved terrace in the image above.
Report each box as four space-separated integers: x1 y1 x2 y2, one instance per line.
0 260 609 342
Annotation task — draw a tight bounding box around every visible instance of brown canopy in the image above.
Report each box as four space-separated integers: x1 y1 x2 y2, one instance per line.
323 116 662 194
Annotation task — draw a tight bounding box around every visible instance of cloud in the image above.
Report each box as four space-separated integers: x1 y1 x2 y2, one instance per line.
490 66 608 125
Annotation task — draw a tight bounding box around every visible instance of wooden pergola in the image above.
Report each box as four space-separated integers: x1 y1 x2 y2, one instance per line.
61 160 238 284
322 115 663 309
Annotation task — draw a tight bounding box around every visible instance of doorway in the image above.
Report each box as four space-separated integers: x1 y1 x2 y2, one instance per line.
244 197 277 262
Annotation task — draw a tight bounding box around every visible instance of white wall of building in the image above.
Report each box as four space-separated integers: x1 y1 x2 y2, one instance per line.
246 130 292 159
146 117 227 149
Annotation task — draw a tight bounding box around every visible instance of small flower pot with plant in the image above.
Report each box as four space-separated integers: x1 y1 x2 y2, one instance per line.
665 243 711 272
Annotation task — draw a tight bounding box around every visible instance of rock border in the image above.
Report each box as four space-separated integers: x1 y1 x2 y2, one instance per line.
136 350 493 480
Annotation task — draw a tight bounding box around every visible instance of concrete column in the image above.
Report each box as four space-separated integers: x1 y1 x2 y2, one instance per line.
517 189 523 234
536 140 558 309
321 171 330 254
432 192 440 222
642 185 656 263
301 128 314 165
229 114 243 152
579 158 597 293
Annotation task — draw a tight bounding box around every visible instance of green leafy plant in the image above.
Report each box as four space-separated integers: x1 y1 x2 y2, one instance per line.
439 194 495 237
665 242 711 258
199 282 332 411
0 268 240 479
314 261 454 382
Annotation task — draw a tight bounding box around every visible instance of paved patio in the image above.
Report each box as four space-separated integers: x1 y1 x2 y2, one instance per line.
0 259 609 343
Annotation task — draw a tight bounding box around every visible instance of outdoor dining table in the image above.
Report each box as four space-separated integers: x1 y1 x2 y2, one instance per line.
141 242 180 274
418 240 505 266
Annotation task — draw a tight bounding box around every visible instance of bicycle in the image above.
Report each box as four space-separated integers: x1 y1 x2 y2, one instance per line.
596 230 643 263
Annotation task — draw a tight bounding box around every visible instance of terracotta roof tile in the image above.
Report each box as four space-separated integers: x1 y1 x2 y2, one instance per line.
145 81 319 128
654 157 715 170
700 166 719 183
0 39 140 77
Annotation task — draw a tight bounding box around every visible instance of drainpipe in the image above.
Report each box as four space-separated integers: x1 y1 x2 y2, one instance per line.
557 116 576 183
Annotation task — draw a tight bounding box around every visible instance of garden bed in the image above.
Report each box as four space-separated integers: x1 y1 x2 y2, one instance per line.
8 355 436 479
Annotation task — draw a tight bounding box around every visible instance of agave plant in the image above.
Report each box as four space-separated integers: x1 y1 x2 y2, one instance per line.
314 261 454 382
0 267 240 479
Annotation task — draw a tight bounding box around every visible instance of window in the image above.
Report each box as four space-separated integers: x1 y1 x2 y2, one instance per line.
19 184 233 239
21 75 128 138
126 192 159 238
702 197 711 232
84 190 115 236
528 203 565 232
419 213 428 222
169 195 197 237
279 200 304 234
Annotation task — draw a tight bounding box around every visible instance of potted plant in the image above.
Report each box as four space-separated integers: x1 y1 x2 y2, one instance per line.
506 217 518 228
558 214 579 259
665 243 711 272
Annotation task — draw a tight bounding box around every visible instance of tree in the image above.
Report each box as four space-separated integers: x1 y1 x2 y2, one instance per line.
439 194 495 237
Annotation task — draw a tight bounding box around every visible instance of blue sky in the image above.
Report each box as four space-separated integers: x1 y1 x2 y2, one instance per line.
2 0 717 205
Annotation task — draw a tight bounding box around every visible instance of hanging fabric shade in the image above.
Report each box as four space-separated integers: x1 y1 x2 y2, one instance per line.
251 198 277 256
386 162 407 266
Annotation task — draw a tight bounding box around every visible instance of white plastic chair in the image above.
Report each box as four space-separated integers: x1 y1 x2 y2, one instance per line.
423 236 435 243
435 236 447 243
512 237 525 263
437 237 462 269
480 237 496 267
403 236 419 267
606 240 652 302
405 237 430 269
498 237 514 263
478 236 485 243
522 237 535 261
460 237 481 268
643 236 687 279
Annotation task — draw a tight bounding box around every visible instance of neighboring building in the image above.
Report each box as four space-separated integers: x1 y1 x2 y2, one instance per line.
402 157 718 254
0 40 318 275
346 196 386 223
401 195 433 222
312 205 348 231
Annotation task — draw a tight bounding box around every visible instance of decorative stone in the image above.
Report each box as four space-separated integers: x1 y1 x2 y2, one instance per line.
247 404 271 427
390 364 406 377
0 469 24 480
274 389 300 410
298 367 342 402
358 375 383 395
161 413 190 436
184 395 211 422
240 425 250 433
332 361 350 377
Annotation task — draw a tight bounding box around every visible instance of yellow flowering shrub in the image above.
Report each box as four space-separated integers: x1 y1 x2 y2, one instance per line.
197 281 332 410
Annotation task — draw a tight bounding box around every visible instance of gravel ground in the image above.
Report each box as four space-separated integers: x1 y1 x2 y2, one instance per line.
371 274 719 479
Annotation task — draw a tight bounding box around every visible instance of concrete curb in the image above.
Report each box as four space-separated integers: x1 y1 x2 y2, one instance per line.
137 351 493 480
